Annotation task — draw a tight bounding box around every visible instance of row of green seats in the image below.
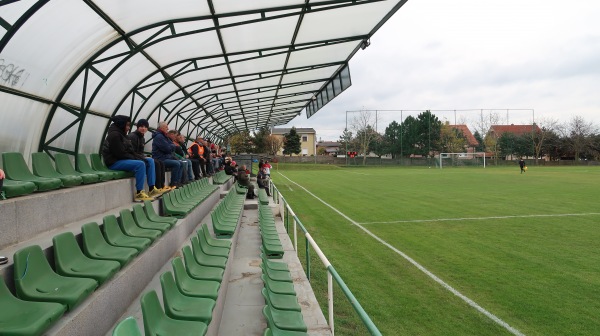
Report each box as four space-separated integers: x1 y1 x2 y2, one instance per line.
210 187 246 238
260 250 307 335
259 205 285 259
0 201 176 335
211 170 231 185
162 178 219 218
113 223 233 336
0 152 133 199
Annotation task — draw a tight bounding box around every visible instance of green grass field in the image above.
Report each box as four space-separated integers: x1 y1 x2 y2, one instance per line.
269 164 600 336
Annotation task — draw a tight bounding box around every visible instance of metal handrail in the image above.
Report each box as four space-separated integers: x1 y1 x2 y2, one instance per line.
270 182 382 336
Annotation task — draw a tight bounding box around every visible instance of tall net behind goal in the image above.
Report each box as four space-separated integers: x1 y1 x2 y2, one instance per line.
439 153 486 169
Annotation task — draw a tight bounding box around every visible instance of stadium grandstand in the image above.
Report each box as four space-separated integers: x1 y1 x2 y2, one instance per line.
0 1 406 335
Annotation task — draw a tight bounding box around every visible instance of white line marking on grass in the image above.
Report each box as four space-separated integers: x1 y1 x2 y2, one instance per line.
279 172 526 336
360 212 600 225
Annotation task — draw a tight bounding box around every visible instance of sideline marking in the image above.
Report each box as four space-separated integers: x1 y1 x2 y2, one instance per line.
360 212 600 225
279 172 526 336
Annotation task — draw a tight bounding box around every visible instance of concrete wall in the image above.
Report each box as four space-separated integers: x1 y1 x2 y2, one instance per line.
0 178 135 250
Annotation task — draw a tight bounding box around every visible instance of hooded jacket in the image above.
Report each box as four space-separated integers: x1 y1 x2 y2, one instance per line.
102 122 141 167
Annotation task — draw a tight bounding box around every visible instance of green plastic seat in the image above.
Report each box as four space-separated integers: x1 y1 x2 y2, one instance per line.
262 300 307 332
143 200 177 226
53 232 120 285
81 222 138 266
181 246 224 282
160 271 215 323
132 204 171 233
190 237 227 269
102 215 152 252
262 287 301 312
1 178 37 198
199 223 232 248
197 228 230 258
13 245 97 310
76 154 114 181
54 153 99 184
31 152 82 187
119 209 162 241
261 263 293 283
141 290 208 336
263 324 309 336
90 153 132 179
162 192 190 218
258 189 270 205
0 277 66 336
211 212 236 238
260 250 289 272
112 316 142 336
2 152 62 191
171 257 220 299
261 274 296 296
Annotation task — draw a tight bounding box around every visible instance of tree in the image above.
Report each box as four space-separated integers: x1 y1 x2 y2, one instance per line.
229 130 252 154
473 131 485 152
265 134 283 155
350 110 379 165
317 146 327 156
400 115 420 157
531 118 559 163
384 121 402 158
338 128 354 154
440 123 467 153
283 127 301 156
252 127 270 153
563 115 597 161
414 110 441 157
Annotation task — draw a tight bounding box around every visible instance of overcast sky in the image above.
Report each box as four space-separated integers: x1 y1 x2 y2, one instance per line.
283 0 600 141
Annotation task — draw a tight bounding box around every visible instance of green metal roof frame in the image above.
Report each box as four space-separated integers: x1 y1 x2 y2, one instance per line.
0 0 408 159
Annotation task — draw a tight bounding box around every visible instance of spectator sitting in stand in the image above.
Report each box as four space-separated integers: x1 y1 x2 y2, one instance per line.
257 167 271 196
167 130 193 184
186 136 204 180
102 115 164 201
128 119 172 192
151 121 183 188
237 164 255 199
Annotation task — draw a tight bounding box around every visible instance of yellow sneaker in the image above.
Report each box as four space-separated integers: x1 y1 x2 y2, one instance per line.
135 190 154 202
148 187 165 198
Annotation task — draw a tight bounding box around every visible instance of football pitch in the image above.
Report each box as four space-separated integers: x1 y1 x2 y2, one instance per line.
270 164 600 336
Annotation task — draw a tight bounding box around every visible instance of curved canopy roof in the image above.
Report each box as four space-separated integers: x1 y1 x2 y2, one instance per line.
0 0 406 161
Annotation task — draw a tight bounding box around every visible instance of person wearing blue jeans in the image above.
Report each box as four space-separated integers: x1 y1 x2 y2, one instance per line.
152 121 183 188
102 115 164 201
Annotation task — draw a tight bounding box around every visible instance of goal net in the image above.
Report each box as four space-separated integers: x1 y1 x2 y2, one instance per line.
438 153 486 169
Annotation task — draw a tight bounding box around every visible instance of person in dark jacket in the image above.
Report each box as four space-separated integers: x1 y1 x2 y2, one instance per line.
187 136 205 179
257 167 271 196
151 121 183 188
128 119 170 192
102 115 162 201
237 164 255 199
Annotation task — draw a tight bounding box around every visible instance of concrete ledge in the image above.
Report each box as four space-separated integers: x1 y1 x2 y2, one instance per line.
0 178 135 250
46 188 220 336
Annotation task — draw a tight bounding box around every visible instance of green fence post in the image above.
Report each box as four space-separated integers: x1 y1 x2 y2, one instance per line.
306 238 311 281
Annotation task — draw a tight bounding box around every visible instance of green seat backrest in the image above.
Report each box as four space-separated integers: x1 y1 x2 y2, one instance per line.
54 153 78 175
113 316 142 336
160 271 180 310
76 154 107 176
102 215 124 241
90 153 108 171
81 222 108 252
2 152 37 180
13 245 54 288
53 232 84 265
141 290 165 335
31 152 60 177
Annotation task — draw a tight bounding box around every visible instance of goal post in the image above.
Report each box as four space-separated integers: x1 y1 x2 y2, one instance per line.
438 153 486 169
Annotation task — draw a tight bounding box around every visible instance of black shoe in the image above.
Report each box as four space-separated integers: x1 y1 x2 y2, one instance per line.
0 256 8 265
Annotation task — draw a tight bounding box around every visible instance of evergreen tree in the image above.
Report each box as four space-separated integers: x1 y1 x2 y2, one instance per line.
252 127 270 153
283 127 301 156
